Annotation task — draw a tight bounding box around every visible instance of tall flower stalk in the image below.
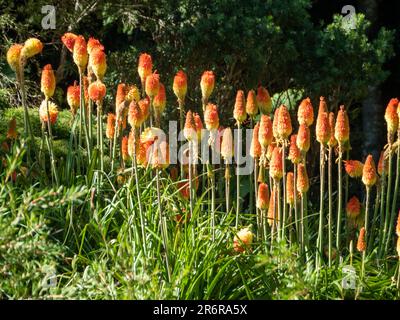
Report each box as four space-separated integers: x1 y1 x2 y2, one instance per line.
334 105 350 254
297 163 309 255
251 122 262 236
221 128 234 215
233 90 247 227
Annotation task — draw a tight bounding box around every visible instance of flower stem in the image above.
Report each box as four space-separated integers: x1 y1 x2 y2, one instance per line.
317 143 325 270
45 99 59 186
236 122 241 228
336 146 343 255
364 187 371 253
225 162 230 215
282 141 287 242
328 146 333 267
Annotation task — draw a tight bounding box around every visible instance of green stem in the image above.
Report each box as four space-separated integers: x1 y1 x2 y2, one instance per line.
282 141 287 242
156 169 171 281
336 146 343 255
45 99 59 186
111 118 119 173
236 123 241 228
317 143 325 270
385 141 400 255
328 146 333 267
225 162 230 215
79 73 91 163
364 187 371 253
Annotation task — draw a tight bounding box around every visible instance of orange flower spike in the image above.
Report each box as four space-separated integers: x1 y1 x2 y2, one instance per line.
200 71 215 103
126 85 140 103
173 70 188 102
396 210 400 236
153 83 166 114
258 115 273 149
357 227 367 252
233 227 253 253
204 103 219 130
328 112 337 147
270 147 283 181
145 72 160 98
334 105 350 145
297 163 309 194
286 172 295 205
184 110 197 141
384 98 399 137
87 37 104 54
61 33 77 52
316 111 330 145
256 86 272 115
246 90 258 118
272 108 279 139
21 38 43 59
39 100 58 125
297 97 314 126
277 105 292 140
6 44 23 71
88 80 106 103
233 90 247 125
128 100 144 128
288 134 301 164
138 53 152 85
193 113 203 141
267 188 276 226
139 97 150 121
257 183 270 210
40 64 56 99
89 48 107 80
73 35 88 72
7 118 18 140
250 122 262 158
346 196 361 219
121 136 129 161
377 151 388 176
106 113 116 140
221 128 234 160
67 81 80 115
296 124 310 153
344 160 364 178
362 154 377 187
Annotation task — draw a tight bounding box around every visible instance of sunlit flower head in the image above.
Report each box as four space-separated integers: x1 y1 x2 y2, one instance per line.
344 160 364 178
233 90 247 125
286 172 295 205
258 115 273 148
21 38 43 59
128 100 144 128
67 81 80 116
200 71 215 102
233 227 253 253
153 82 166 114
73 35 88 72
276 105 292 140
204 103 219 130
384 98 399 136
316 111 330 145
138 53 152 84
89 48 107 80
288 134 301 164
41 64 56 99
267 188 276 226
87 37 104 54
193 113 203 141
328 112 337 147
297 163 309 194
6 44 23 71
106 113 116 140
250 122 261 158
297 97 314 126
39 100 58 125
88 80 106 103
126 85 141 103
184 110 197 141
139 97 150 121
296 124 310 153
145 71 160 98
257 183 269 210
270 147 283 181
61 32 77 52
256 86 272 115
357 227 366 252
334 105 350 145
221 128 234 160
246 90 258 118
362 154 377 187
173 70 187 102
377 150 388 176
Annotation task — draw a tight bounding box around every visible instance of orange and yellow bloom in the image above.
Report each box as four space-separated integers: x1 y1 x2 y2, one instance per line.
41 64 56 99
173 70 188 102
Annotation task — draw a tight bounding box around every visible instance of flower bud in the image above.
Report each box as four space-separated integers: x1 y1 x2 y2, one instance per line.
270 147 283 181
250 123 261 158
334 105 350 145
296 124 310 153
233 90 247 124
88 80 106 103
73 35 88 72
384 98 399 137
246 90 258 118
89 48 107 80
258 115 273 148
277 105 292 140
221 128 234 160
106 113 116 140
138 53 152 84
21 38 43 59
344 160 364 178
316 111 330 145
288 134 301 164
256 86 272 115
297 97 314 126
39 100 58 125
257 183 269 210
173 70 187 102
362 155 377 187
346 196 361 219
204 103 219 130
6 44 23 71
41 64 56 99
286 172 295 205
145 72 160 98
200 71 215 102
61 33 77 52
297 163 309 194
357 227 366 252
